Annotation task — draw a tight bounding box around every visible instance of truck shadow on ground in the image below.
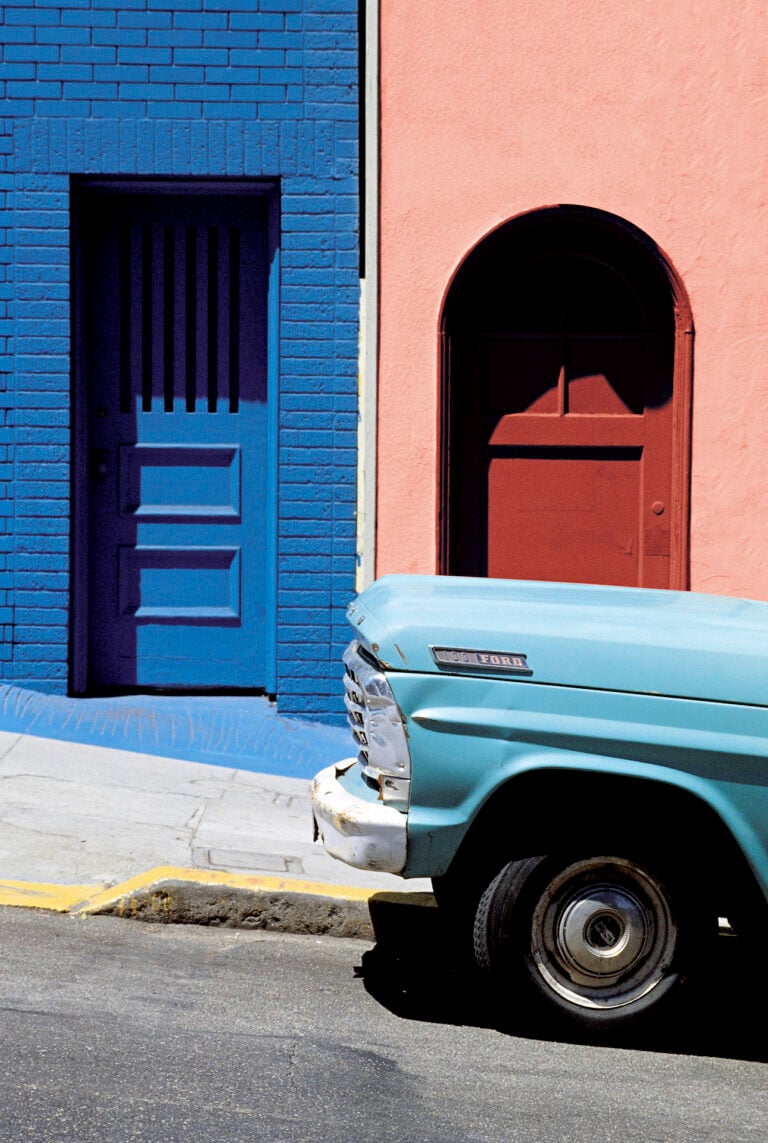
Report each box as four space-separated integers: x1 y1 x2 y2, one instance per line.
357 892 768 1063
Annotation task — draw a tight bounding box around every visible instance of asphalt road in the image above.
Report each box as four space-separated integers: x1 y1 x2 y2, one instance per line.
0 906 766 1142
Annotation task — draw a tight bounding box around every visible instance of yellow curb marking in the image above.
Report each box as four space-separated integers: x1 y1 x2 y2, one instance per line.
78 866 378 915
0 880 102 912
0 866 381 916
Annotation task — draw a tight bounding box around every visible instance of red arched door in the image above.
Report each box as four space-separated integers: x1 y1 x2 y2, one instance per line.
442 208 691 588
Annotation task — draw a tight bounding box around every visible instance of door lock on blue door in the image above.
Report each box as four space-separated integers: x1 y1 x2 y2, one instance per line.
91 449 109 480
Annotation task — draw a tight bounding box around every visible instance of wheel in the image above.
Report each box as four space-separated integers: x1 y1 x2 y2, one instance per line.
474 854 693 1032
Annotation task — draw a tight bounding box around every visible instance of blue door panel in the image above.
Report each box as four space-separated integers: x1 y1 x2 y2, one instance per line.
118 546 241 617
121 444 241 518
80 187 272 691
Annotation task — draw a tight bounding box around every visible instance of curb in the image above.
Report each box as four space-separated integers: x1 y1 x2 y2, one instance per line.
0 867 437 941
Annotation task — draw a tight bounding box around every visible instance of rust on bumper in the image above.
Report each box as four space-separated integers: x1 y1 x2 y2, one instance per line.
311 760 407 874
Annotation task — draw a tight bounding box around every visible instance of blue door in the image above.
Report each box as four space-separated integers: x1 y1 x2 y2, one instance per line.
77 185 274 690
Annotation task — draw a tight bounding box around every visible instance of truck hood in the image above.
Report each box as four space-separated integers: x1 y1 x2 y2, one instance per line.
348 575 768 708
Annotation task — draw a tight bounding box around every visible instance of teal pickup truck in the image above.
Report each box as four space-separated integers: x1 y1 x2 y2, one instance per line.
311 575 768 1032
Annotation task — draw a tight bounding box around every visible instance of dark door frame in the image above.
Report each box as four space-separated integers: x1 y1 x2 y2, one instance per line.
69 176 281 695
438 204 694 589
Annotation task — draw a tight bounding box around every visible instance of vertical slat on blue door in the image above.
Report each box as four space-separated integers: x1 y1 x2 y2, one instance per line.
80 186 272 691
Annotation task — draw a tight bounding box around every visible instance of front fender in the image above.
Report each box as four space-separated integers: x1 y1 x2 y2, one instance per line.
389 675 768 894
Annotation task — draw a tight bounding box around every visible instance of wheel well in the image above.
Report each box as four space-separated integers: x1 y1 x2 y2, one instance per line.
439 768 766 930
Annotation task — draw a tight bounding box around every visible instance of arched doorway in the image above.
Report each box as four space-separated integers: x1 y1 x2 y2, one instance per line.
440 207 692 588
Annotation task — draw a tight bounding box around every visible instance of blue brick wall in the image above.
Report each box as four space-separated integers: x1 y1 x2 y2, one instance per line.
0 0 358 721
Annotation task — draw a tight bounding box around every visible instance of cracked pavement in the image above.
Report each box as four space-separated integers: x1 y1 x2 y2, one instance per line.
0 730 430 893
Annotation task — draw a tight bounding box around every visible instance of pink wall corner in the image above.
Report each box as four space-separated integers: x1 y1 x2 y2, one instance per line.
376 0 768 599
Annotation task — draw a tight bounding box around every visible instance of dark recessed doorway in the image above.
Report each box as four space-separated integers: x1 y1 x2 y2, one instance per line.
440 206 692 589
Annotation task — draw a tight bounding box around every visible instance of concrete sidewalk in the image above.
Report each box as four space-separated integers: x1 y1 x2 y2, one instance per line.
0 729 433 940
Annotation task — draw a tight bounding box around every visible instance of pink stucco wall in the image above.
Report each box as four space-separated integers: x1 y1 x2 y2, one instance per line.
377 0 768 598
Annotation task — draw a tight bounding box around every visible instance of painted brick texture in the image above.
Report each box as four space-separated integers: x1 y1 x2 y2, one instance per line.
0 0 358 720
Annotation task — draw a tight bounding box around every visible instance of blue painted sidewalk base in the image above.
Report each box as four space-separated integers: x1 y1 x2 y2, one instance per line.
0 687 350 781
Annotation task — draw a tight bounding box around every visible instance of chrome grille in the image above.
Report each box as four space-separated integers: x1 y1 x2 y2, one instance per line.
343 658 370 765
341 640 411 779
341 639 411 810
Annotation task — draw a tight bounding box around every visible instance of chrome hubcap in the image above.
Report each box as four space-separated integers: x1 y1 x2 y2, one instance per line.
531 858 677 1010
556 886 647 979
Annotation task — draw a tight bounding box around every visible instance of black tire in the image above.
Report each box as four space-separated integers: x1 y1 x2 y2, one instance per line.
474 853 696 1033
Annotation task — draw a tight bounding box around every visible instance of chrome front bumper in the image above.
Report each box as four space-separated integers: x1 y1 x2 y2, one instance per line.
311 758 407 874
